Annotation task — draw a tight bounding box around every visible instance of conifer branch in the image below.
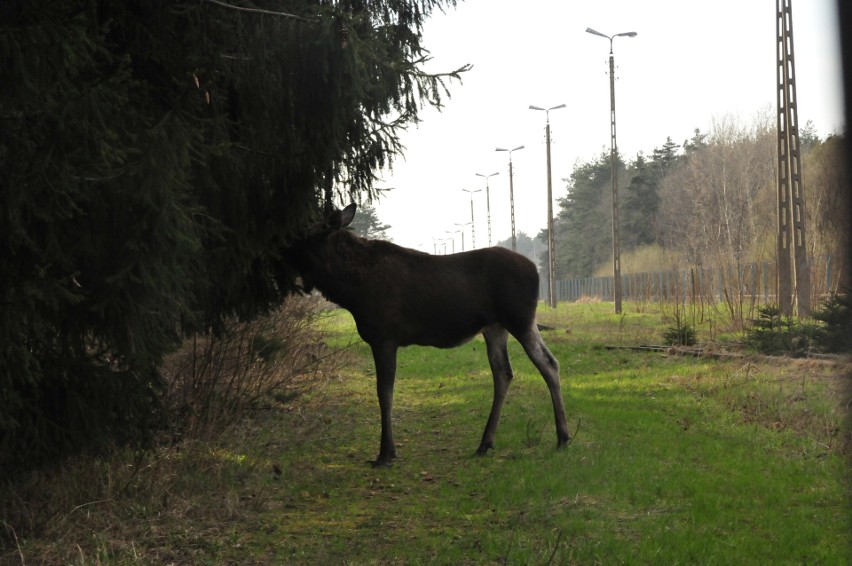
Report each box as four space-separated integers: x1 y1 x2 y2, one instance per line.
202 0 314 23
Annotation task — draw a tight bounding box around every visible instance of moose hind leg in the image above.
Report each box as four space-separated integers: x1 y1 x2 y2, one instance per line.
477 324 513 455
516 325 571 447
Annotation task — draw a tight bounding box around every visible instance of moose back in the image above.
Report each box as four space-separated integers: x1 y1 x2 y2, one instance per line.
282 204 570 465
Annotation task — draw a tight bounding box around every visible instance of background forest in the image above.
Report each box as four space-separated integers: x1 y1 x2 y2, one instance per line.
547 117 847 284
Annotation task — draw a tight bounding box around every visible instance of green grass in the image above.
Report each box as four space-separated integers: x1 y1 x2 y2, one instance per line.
5 302 850 564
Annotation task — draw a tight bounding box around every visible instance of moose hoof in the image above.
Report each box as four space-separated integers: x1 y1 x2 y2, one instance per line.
556 433 571 449
475 443 493 456
371 452 397 467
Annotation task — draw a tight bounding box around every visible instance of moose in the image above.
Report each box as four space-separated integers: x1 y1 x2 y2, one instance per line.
283 203 570 465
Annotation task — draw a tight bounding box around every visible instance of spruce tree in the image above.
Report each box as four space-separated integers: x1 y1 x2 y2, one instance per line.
553 153 612 278
651 136 680 176
622 154 661 249
349 205 391 239
0 0 466 472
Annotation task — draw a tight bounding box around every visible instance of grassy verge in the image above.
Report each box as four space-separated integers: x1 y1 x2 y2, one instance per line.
4 302 850 564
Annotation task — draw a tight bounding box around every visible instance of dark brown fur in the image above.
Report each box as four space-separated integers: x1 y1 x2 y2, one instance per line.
283 204 570 465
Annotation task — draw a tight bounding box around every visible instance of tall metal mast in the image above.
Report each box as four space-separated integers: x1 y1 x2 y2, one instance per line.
586 27 636 314
776 0 811 316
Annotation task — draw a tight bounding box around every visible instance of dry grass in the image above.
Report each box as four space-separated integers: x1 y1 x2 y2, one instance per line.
593 244 678 277
0 295 347 565
161 294 338 439
670 356 851 457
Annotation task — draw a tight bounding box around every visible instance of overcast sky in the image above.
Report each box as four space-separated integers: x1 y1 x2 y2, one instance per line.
371 0 844 252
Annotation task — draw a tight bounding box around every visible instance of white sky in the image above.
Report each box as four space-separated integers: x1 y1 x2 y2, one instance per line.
371 0 844 252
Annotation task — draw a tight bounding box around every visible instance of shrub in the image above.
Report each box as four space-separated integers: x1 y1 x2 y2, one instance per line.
746 305 819 357
162 295 336 439
811 293 852 353
663 322 697 346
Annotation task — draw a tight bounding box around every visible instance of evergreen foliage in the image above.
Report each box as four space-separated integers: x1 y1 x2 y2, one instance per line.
622 154 661 249
552 152 613 278
650 136 680 174
683 127 709 154
811 292 852 353
0 0 465 472
348 204 391 239
746 306 819 357
662 322 697 347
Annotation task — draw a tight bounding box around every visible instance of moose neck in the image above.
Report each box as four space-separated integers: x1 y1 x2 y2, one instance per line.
311 230 372 312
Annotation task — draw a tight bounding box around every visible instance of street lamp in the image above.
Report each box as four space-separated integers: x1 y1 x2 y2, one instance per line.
495 145 525 251
445 229 460 254
586 27 637 315
461 188 482 249
454 222 471 251
529 103 566 308
475 171 499 247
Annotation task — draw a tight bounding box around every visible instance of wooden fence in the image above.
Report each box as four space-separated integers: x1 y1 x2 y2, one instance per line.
544 255 844 308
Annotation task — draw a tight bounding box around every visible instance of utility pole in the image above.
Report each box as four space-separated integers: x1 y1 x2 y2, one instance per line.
462 189 481 249
529 104 565 308
445 229 459 254
455 222 470 251
496 145 525 251
776 0 811 316
545 120 555 307
586 27 637 315
476 172 499 247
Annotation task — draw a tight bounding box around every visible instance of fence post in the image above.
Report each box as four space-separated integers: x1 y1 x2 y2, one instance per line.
748 263 756 314
826 255 832 295
762 262 768 304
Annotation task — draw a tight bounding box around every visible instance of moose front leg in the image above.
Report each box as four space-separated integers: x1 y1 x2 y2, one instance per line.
477 325 513 455
370 341 398 466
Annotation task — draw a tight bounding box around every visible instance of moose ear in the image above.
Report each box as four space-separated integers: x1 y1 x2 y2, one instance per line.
338 203 357 228
327 203 357 230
